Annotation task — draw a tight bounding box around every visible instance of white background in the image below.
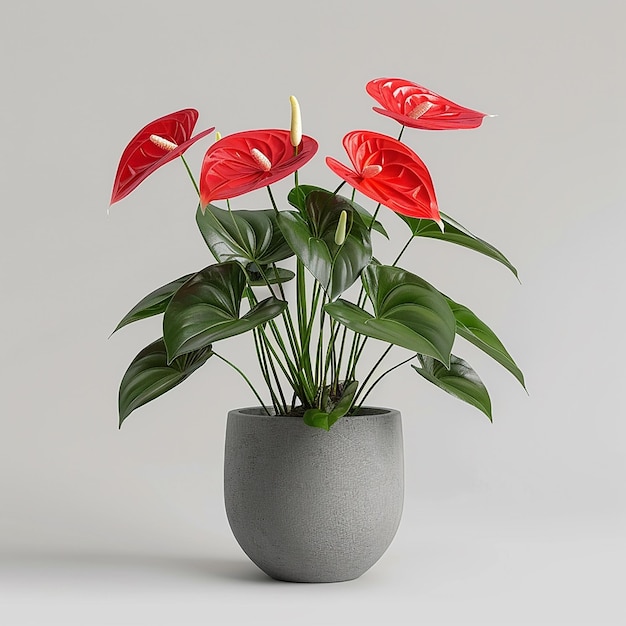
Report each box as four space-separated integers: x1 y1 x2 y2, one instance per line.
1 1 624 624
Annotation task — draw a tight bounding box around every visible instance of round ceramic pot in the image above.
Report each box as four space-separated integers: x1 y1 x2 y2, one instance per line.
224 407 404 583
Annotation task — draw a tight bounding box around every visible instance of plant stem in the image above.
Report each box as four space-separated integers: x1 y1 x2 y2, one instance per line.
258 264 299 360
333 181 346 195
322 320 340 394
352 344 393 406
180 155 200 196
253 328 281 413
368 203 382 234
267 185 279 214
355 353 418 411
212 350 269 414
392 234 414 266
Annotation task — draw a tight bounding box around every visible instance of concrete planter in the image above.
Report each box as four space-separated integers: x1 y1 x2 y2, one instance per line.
224 407 404 583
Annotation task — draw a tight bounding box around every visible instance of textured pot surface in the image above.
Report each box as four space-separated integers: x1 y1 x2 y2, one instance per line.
224 407 404 583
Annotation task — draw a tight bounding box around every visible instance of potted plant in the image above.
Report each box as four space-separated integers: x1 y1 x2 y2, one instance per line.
110 78 525 583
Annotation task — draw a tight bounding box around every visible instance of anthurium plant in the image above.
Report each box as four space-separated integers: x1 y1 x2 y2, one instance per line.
111 78 524 430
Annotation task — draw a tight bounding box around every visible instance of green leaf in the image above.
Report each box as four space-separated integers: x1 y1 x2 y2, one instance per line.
446 297 526 388
163 262 287 361
325 264 455 365
288 184 388 237
112 274 194 334
303 381 359 430
119 338 212 426
412 354 492 420
278 190 372 299
196 205 293 265
399 212 518 278
246 265 295 286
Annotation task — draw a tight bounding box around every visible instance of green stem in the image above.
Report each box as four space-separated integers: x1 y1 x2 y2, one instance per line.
392 234 414 266
333 181 346 195
352 344 393 407
260 334 289 414
296 260 314 392
349 333 368 381
180 155 199 196
212 351 269 414
258 263 302 375
322 320 340 394
253 328 281 413
267 186 279 214
315 296 327 402
242 264 301 397
242 267 296 410
334 323 350 392
368 203 382 234
355 354 418 411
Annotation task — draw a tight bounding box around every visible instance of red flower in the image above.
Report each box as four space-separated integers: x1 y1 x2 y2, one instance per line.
366 78 487 130
199 129 318 207
325 130 441 224
111 109 215 204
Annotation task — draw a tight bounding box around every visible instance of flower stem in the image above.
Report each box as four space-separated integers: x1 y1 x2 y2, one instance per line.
333 181 346 196
392 234 414 266
267 185 279 214
180 155 199 196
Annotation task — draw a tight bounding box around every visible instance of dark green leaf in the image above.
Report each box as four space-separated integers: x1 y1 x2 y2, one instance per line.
163 262 287 361
246 265 295 286
112 274 194 334
278 190 372 299
119 338 212 426
446 297 525 388
196 205 293 265
288 185 388 237
325 264 456 365
277 210 334 286
349 198 389 239
399 212 518 278
412 354 492 420
303 381 359 430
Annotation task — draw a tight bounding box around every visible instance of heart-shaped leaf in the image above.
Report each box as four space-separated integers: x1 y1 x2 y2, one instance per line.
288 184 388 237
196 205 293 265
399 212 518 278
278 190 372 299
119 338 212 426
113 274 194 333
163 262 287 361
446 297 525 388
412 354 492 420
303 381 359 430
325 264 455 365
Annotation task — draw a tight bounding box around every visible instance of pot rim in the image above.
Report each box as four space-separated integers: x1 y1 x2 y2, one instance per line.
229 406 398 418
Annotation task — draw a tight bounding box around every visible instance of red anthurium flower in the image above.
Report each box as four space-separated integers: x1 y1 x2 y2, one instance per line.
111 109 215 204
366 78 487 130
325 130 441 225
199 129 318 208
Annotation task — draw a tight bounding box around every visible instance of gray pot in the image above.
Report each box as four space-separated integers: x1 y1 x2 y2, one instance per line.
224 407 404 583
